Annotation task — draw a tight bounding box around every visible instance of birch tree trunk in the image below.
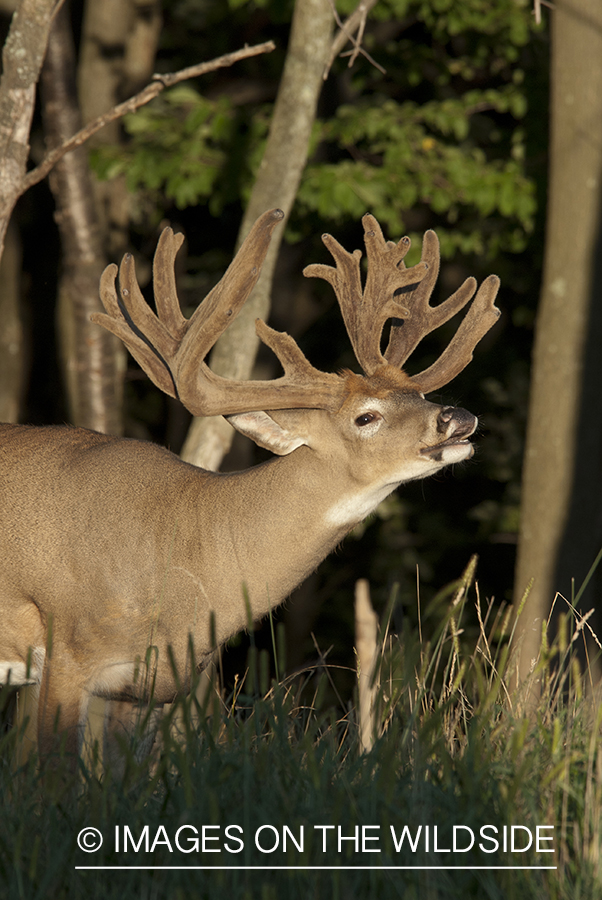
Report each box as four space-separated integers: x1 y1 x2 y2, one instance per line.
513 0 602 687
40 3 124 433
180 0 334 469
77 0 161 257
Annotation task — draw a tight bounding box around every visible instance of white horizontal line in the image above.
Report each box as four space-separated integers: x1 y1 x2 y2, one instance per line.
75 865 558 871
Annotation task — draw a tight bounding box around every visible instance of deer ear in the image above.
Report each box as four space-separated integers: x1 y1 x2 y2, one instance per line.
226 411 309 456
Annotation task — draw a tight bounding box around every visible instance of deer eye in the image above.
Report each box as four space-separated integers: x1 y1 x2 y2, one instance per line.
355 412 377 427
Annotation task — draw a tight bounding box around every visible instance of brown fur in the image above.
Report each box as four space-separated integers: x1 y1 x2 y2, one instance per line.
339 364 419 405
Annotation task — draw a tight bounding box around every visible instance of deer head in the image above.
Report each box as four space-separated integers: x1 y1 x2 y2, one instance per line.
92 208 500 474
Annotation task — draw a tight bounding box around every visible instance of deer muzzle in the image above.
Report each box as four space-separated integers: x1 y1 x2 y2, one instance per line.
420 406 478 462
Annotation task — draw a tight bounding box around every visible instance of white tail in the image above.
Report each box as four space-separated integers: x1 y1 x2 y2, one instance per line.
0 209 500 760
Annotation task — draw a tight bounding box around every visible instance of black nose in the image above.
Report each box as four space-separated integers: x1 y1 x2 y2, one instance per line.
437 406 477 436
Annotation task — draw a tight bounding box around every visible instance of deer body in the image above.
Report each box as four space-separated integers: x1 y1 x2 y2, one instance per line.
0 209 500 759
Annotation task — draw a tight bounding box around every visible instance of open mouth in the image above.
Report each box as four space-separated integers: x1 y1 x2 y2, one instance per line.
420 435 472 456
419 407 478 460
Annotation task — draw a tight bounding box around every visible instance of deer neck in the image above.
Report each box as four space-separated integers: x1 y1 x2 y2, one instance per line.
175 447 380 644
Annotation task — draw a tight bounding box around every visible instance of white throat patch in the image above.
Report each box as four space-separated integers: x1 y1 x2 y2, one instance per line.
324 483 395 529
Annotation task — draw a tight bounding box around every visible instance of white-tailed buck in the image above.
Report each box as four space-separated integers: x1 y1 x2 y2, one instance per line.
0 209 500 761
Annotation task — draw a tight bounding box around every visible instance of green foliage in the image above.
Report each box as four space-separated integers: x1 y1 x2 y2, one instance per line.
377 0 532 48
89 0 537 257
298 88 535 257
90 85 252 215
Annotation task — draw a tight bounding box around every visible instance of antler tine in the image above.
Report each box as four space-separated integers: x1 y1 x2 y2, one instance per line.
152 228 187 340
384 230 483 369
94 259 180 398
175 208 285 389
303 214 429 375
382 229 501 389
92 228 200 399
411 274 501 393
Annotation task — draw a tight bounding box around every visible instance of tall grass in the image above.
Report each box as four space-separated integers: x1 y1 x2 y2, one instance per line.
1 562 601 899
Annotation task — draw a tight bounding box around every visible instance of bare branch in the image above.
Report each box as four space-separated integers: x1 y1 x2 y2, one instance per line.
533 0 555 25
49 0 68 23
343 0 368 69
22 40 276 193
324 0 384 79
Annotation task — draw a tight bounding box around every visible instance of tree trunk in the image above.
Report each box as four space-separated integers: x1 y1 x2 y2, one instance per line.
77 0 161 257
513 0 602 687
180 0 334 470
0 0 57 259
0 221 23 422
40 3 124 434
